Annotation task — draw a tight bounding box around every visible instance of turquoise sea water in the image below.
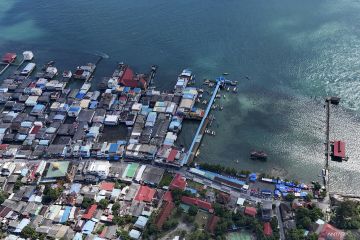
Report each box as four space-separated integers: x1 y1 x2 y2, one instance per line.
1 0 360 193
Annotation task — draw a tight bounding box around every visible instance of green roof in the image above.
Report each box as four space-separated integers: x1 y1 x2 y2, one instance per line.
45 161 70 178
126 163 139 178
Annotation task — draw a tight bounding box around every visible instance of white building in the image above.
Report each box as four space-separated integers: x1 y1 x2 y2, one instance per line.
87 161 111 179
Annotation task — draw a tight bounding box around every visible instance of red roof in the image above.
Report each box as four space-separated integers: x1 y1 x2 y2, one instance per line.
244 207 257 217
134 185 156 202
2 53 16 63
122 67 134 81
207 215 220 234
263 222 273 236
100 182 115 191
333 141 345 158
318 223 345 240
163 191 173 202
82 204 97 220
169 173 187 190
99 226 108 238
167 149 178 162
155 201 175 228
30 125 42 134
181 196 213 211
0 144 9 150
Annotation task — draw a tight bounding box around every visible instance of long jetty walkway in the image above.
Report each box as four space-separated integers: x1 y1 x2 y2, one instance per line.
181 77 224 166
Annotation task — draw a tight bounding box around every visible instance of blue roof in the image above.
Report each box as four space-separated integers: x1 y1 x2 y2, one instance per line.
117 140 127 145
73 232 83 240
69 106 81 112
33 104 45 110
75 92 85 99
133 88 141 93
183 93 195 99
82 220 96 235
109 143 119 153
199 168 246 187
14 218 30 233
70 183 81 194
21 168 29 177
89 101 98 109
60 206 72 223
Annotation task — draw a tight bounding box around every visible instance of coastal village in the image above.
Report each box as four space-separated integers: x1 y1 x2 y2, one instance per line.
0 51 356 240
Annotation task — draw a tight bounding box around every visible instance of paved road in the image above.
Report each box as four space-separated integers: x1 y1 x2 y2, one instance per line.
275 202 286 240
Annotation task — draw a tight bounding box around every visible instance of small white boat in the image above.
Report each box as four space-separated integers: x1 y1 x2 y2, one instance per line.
63 70 72 78
23 51 34 61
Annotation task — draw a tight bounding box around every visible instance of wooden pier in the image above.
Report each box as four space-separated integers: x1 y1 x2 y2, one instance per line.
181 77 223 166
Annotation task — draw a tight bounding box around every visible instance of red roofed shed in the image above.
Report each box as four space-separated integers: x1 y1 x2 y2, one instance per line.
167 149 178 162
244 207 257 217
263 222 273 236
169 173 187 190
82 204 97 220
134 185 156 202
155 201 175 228
181 196 213 212
318 223 345 240
100 182 115 191
333 141 345 159
0 144 9 151
163 191 173 202
207 215 220 234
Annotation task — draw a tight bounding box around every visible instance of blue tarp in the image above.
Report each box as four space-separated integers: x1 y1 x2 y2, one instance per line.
249 173 257 182
75 92 85 99
89 101 98 109
60 206 72 223
300 192 308 197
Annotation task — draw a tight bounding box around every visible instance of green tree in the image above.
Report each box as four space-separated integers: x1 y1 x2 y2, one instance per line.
304 193 313 202
112 202 120 214
313 182 321 191
188 205 198 216
0 190 8 204
98 199 109 209
187 230 211 240
21 226 38 240
285 193 296 202
286 229 305 240
345 231 357 240
309 207 323 221
81 197 95 209
333 200 360 229
116 229 131 240
163 218 178 230
184 214 195 223
42 186 63 204
307 233 318 240
14 178 23 191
